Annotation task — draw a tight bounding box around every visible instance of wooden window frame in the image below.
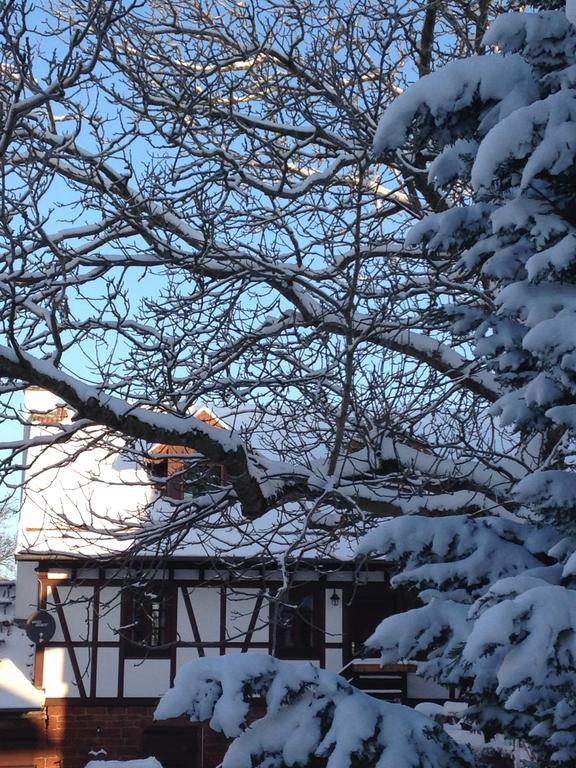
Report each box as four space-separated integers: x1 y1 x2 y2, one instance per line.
121 586 176 658
147 452 225 501
272 584 323 659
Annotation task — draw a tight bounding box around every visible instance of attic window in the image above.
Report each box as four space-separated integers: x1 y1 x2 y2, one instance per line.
148 459 169 487
146 448 224 500
182 462 223 496
29 406 68 424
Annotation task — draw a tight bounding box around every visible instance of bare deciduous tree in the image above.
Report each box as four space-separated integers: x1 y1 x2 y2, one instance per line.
0 0 529 557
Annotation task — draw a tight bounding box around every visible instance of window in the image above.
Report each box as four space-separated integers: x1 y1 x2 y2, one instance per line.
182 462 223 496
149 459 169 488
146 447 224 500
122 588 175 656
273 586 321 658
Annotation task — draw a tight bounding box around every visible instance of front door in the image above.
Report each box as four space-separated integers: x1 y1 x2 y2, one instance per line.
347 583 400 660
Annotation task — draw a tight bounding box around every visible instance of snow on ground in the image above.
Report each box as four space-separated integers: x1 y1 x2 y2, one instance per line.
85 760 164 768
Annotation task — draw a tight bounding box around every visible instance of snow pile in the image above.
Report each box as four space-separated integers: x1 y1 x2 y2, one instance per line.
0 580 43 711
155 654 472 768
85 760 163 768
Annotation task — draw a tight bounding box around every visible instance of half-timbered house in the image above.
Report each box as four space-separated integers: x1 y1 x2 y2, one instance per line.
9 389 449 768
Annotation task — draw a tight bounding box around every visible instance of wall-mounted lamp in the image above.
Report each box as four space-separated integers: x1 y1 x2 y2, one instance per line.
330 589 340 607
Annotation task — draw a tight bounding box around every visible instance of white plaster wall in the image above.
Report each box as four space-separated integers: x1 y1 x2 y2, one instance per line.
222 647 268 657
97 587 122 641
249 617 269 643
67 646 91 698
95 648 119 697
42 647 69 698
42 646 91 698
77 568 100 579
46 585 94 643
323 571 354 582
324 590 343 642
201 647 221 658
14 561 38 620
324 648 343 672
124 658 171 697
176 646 203 669
172 569 200 580
291 570 320 582
226 589 267 642
188 587 220 641
407 673 449 700
177 589 191 640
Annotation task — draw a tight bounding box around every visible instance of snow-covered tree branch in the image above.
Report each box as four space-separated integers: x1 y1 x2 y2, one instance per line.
154 654 472 768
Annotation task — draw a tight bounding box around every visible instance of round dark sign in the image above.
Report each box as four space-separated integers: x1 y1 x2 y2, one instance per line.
25 610 56 645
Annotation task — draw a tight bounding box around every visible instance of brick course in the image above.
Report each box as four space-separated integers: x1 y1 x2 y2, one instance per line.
0 702 229 768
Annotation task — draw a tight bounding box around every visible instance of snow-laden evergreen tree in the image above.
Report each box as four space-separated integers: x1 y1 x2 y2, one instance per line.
367 1 576 764
155 655 472 768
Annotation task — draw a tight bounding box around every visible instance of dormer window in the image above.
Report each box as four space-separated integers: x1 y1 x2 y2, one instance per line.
182 462 223 496
146 407 228 500
146 447 224 500
148 459 169 488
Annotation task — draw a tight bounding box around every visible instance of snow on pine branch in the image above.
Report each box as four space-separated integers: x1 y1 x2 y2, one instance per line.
357 515 560 601
358 517 576 762
364 599 470 685
483 9 576 71
462 583 576 764
470 90 576 191
373 55 538 156
154 655 472 768
362 576 576 761
373 6 576 491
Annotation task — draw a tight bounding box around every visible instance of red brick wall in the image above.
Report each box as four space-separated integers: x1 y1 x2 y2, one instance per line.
0 702 230 768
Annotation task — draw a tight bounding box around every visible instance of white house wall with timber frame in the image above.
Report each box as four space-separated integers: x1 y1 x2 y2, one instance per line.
11 389 449 768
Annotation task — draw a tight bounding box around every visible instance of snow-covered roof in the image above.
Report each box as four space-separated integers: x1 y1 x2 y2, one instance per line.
0 658 44 711
18 389 358 564
0 580 44 712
